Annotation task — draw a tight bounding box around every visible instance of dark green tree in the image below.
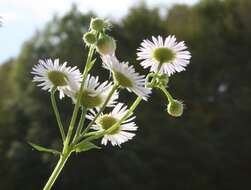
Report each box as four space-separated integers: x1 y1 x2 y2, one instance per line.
0 1 251 189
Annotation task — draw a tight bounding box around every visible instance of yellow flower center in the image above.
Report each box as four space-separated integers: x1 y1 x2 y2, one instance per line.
48 71 68 86
113 71 133 88
77 90 103 109
97 115 120 134
151 47 175 64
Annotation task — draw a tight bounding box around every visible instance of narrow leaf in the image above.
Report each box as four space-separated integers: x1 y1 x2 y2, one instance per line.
29 142 60 155
87 58 97 72
75 141 101 153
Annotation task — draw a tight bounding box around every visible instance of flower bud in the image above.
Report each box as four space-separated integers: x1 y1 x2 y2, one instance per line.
96 35 116 55
83 32 97 45
90 18 108 32
167 100 183 117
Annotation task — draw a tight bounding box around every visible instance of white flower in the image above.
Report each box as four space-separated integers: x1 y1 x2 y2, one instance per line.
87 103 137 146
137 35 191 76
32 58 82 99
102 55 151 100
65 74 118 109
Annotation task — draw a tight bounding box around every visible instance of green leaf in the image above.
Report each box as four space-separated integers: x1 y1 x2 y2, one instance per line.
28 142 61 155
87 58 97 72
75 141 101 153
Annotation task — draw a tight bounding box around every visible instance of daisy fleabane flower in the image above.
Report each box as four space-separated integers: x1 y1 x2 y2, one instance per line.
102 55 151 100
32 58 82 99
65 74 118 109
137 35 191 76
86 103 137 146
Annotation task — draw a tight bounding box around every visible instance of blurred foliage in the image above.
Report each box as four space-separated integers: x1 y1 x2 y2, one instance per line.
1 0 251 189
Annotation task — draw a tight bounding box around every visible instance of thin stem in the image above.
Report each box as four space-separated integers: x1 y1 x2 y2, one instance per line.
149 63 173 103
75 97 142 146
50 88 66 141
72 107 87 142
64 45 95 147
151 64 162 86
83 131 98 137
74 83 119 144
107 97 142 133
42 151 71 190
158 85 174 103
43 35 97 190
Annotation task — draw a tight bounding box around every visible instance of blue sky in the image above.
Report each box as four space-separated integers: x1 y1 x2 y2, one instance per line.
0 0 197 63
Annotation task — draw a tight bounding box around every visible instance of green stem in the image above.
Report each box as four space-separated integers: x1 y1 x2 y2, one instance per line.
82 131 98 137
74 83 119 144
72 107 87 142
147 64 162 88
106 96 142 133
64 45 95 147
43 37 97 190
158 86 174 103
75 97 142 146
42 151 71 190
149 63 173 103
50 88 66 141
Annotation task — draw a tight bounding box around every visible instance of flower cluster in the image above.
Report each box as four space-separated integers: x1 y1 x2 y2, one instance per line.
31 17 192 190
32 18 191 148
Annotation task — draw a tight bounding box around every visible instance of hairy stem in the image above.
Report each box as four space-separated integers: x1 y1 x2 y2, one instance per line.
74 83 119 144
42 151 71 190
64 45 95 147
106 97 142 133
158 85 174 103
72 107 87 142
50 88 66 141
43 45 95 190
75 97 142 146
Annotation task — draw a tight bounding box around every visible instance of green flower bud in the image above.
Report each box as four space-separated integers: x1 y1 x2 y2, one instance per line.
167 100 183 117
83 32 97 45
90 18 108 32
96 35 116 55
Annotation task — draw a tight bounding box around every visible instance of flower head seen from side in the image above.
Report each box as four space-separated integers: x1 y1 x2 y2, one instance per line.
102 55 151 100
32 59 82 99
65 74 118 109
137 35 191 76
87 103 137 146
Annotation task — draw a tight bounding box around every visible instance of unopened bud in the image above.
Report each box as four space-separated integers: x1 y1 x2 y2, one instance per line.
90 18 108 32
83 32 97 46
167 100 183 117
96 35 116 55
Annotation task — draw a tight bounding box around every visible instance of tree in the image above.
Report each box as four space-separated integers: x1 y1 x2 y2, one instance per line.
1 1 251 189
